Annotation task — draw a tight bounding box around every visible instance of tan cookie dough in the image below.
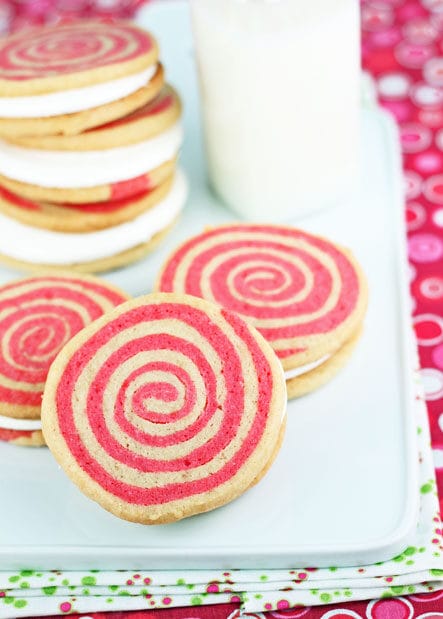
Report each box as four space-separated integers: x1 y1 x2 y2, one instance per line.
0 429 46 447
0 175 174 233
0 158 175 204
8 85 181 150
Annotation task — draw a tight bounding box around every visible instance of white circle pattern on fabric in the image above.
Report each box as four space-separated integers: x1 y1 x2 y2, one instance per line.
424 57 443 86
411 82 443 107
432 448 443 469
420 276 443 299
395 42 435 69
377 72 411 98
423 173 443 204
420 367 443 401
401 123 433 153
321 610 362 619
366 597 414 619
433 208 443 227
406 202 427 231
404 19 438 44
404 170 423 199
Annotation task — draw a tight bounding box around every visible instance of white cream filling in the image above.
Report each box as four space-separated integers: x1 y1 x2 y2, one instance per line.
0 122 183 188
284 354 331 380
0 414 42 431
0 169 187 265
0 65 158 118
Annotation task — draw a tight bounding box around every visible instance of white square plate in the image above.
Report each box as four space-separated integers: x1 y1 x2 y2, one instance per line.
0 1 418 570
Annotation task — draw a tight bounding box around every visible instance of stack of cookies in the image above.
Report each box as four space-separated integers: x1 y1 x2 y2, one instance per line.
0 20 187 273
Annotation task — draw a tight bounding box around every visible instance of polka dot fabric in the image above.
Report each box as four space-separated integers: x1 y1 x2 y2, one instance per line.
1 0 443 619
17 595 443 619
361 0 443 516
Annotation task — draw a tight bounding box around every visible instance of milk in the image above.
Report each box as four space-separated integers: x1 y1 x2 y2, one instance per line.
190 0 360 221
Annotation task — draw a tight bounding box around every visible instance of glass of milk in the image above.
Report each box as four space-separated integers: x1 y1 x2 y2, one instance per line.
190 0 360 221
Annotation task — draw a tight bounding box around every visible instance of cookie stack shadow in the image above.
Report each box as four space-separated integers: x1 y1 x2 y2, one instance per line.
0 20 187 273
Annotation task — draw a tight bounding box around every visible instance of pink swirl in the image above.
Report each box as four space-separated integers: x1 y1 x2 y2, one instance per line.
0 276 127 411
157 225 363 362
0 21 153 80
46 298 283 512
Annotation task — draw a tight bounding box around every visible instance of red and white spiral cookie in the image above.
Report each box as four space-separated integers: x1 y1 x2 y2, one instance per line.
41 293 286 524
0 21 158 95
0 274 129 423
156 224 368 394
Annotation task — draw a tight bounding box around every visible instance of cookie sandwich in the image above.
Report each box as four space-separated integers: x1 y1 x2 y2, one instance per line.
0 20 161 137
42 293 287 522
156 224 368 399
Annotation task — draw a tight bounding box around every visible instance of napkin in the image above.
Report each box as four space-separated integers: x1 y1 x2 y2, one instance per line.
1 355 442 618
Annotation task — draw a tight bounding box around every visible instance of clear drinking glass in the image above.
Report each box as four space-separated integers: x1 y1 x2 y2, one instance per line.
190 0 360 221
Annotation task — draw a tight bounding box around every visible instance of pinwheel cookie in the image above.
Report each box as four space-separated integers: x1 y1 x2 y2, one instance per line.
156 224 368 399
42 293 287 523
0 21 162 137
0 274 128 446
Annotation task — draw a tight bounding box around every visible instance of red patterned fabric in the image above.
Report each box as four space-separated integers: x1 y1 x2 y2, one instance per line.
35 593 443 619
361 0 443 504
0 0 146 33
1 0 441 617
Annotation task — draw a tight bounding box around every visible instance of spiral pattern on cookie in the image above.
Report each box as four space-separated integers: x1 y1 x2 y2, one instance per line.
157 225 365 365
0 276 128 416
0 22 153 80
43 294 285 522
